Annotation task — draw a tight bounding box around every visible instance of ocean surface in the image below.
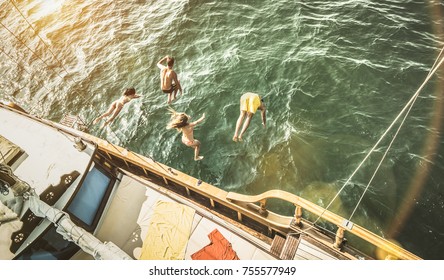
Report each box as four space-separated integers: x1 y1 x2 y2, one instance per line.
1 0 444 259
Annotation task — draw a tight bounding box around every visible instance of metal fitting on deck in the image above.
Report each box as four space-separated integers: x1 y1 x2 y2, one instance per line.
74 137 86 151
333 227 345 249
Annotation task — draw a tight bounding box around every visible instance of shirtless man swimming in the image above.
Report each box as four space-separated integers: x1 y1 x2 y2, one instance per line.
157 56 183 104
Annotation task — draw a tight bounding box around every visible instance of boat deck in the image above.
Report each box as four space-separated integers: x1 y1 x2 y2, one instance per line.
72 173 277 260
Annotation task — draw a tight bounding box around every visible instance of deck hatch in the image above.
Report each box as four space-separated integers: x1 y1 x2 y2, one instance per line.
66 167 111 226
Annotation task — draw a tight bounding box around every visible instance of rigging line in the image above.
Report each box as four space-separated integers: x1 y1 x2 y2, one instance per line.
0 46 54 114
3 4 96 119
348 98 417 221
297 50 444 236
312 48 444 226
85 111 99 128
7 0 76 83
3 6 106 123
106 139 127 155
347 46 444 221
0 21 67 82
0 20 91 117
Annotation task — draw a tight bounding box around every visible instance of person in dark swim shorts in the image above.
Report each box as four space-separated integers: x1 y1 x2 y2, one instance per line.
157 56 183 104
162 83 176 94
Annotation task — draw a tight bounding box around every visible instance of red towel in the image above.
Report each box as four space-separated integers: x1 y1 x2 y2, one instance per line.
191 229 240 260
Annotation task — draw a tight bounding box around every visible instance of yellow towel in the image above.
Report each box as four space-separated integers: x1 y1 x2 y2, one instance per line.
139 200 195 260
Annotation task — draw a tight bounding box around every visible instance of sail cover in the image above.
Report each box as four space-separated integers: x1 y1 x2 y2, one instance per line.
28 191 131 260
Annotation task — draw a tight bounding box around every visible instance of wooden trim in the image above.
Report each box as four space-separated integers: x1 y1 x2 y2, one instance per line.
226 190 421 260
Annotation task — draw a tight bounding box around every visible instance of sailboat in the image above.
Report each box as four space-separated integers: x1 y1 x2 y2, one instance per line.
3 0 443 261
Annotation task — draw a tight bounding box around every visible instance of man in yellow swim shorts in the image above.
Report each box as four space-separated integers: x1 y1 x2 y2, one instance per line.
233 92 266 142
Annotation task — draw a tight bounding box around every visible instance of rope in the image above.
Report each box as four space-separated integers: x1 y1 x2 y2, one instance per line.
8 0 75 83
0 21 67 82
129 149 172 175
93 121 171 176
0 13 96 122
0 20 72 115
346 47 444 221
105 139 171 175
429 44 444 76
289 46 444 237
6 0 100 119
0 46 54 114
0 149 7 164
315 46 444 226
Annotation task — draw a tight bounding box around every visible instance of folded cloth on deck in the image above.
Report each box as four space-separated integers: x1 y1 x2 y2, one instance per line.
139 200 195 260
191 228 239 260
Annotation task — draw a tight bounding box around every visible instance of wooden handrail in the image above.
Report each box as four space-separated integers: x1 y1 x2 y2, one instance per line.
226 190 421 260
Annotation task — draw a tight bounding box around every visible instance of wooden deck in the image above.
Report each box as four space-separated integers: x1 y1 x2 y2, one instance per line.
294 237 338 260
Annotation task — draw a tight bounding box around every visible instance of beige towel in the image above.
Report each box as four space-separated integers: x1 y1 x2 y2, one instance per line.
139 200 195 260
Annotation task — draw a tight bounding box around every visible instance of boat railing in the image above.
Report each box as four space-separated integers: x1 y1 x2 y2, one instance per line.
225 190 421 260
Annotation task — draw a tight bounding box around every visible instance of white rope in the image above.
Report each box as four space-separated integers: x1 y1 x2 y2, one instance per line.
348 94 416 221
347 47 444 221
312 46 444 226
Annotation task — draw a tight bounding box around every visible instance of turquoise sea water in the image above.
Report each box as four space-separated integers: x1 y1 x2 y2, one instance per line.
1 0 444 259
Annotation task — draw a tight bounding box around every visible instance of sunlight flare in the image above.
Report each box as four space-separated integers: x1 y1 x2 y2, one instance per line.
34 0 64 18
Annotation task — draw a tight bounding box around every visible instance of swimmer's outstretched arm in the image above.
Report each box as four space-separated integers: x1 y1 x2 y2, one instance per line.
261 108 266 127
190 113 205 126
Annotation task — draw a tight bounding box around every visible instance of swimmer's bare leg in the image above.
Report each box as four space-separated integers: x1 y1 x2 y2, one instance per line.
172 88 178 101
94 103 116 125
233 111 246 142
193 140 203 161
238 113 252 141
167 93 173 104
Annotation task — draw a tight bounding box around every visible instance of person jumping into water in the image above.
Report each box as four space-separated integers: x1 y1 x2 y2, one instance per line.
233 92 266 142
93 87 140 128
157 55 183 104
167 109 205 161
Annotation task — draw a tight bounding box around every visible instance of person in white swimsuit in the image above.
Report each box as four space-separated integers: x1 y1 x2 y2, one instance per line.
93 87 140 128
167 109 205 161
